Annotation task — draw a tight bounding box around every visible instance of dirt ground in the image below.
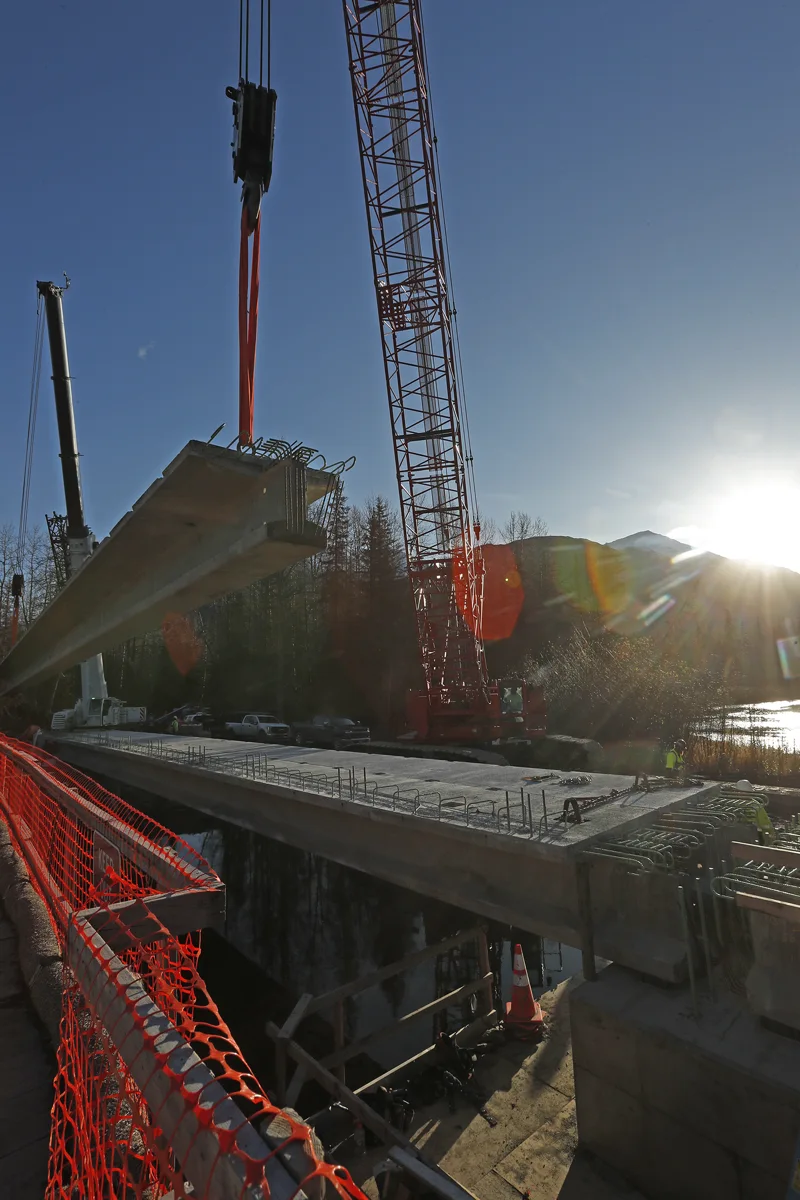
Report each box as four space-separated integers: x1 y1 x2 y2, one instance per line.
349 977 645 1200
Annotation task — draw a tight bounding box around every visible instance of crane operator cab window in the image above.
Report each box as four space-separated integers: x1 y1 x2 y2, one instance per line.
502 686 524 717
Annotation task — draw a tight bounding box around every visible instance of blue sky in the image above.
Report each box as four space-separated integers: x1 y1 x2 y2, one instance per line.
2 1 800 561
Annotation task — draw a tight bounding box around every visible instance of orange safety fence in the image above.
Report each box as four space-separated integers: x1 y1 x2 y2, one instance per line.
0 734 367 1200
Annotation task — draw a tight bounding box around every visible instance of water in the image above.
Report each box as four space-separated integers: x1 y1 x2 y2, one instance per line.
724 701 800 749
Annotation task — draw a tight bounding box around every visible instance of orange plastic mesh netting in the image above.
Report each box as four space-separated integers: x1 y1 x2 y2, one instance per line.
0 735 367 1200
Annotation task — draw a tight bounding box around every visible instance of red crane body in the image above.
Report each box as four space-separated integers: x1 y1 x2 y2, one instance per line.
342 1 546 745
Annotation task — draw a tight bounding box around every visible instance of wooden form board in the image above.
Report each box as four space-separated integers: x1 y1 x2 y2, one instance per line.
80 887 226 952
731 841 800 871
319 974 493 1070
271 925 494 1109
304 926 487 1015
389 1148 482 1200
735 890 800 924
267 1011 496 1142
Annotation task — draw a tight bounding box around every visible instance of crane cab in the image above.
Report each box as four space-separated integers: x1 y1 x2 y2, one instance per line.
406 679 546 747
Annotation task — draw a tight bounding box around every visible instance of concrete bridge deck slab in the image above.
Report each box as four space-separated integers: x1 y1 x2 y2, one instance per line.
49 733 716 981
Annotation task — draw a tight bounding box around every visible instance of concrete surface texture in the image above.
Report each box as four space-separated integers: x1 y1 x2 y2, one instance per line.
571 963 800 1200
52 733 710 979
352 980 645 1200
0 821 63 1041
58 733 715 857
0 441 335 693
0 901 56 1199
745 908 800 1032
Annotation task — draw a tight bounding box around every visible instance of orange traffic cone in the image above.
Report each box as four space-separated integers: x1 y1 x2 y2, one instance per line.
505 944 544 1040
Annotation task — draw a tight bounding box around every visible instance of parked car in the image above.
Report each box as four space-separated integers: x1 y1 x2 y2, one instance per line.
291 715 371 750
215 712 292 744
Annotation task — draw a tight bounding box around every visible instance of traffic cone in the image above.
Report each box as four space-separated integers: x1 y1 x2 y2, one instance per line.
505 944 544 1041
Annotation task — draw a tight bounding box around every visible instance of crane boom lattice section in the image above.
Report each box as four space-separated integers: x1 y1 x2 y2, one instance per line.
343 0 487 699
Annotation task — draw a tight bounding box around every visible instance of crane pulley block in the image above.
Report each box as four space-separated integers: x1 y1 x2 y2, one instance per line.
227 82 277 194
11 573 23 600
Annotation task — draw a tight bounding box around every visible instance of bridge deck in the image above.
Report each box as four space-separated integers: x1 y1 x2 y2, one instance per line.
56 732 710 856
0 903 55 1199
51 733 715 981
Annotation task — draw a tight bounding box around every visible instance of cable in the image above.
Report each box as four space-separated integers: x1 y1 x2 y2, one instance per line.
238 0 243 80
416 2 481 533
12 293 45 646
258 0 270 89
245 0 250 81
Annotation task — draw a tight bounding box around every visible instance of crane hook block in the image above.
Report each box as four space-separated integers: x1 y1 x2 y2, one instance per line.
11 573 23 599
227 82 277 195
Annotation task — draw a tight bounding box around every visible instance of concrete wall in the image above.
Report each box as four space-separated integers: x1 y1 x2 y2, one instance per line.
571 965 800 1200
590 860 687 981
746 909 800 1032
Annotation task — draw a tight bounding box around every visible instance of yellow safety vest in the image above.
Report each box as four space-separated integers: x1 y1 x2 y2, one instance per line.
665 749 684 771
743 800 775 841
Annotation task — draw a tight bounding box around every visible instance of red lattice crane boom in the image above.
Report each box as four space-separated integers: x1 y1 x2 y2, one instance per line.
342 1 545 744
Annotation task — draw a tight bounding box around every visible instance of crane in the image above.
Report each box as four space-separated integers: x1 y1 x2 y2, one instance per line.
224 0 545 747
35 280 145 732
341 2 545 746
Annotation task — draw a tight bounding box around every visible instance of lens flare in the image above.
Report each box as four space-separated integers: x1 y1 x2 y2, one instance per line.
454 542 525 642
162 613 203 676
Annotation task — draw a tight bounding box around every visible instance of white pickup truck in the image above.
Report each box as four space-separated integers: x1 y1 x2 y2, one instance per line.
218 712 291 744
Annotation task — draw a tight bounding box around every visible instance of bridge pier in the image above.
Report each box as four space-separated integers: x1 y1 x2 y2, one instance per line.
571 964 800 1200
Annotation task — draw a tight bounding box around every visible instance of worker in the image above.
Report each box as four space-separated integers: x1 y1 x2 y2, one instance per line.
665 738 687 776
504 687 523 715
170 714 180 735
734 779 775 844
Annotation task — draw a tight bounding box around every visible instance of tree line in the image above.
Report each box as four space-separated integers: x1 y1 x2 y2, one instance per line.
0 501 730 746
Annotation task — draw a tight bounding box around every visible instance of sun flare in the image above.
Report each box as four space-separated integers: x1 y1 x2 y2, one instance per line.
670 483 800 574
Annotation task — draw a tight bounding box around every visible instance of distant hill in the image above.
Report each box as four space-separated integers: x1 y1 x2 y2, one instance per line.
484 532 800 700
607 530 694 558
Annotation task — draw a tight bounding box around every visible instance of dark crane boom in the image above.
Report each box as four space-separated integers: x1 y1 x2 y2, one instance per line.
36 281 88 541
36 279 109 715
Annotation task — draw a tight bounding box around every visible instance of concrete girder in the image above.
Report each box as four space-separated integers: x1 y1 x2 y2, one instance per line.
0 441 334 693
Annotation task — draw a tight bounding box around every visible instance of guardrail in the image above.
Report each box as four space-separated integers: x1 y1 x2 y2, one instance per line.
0 734 367 1200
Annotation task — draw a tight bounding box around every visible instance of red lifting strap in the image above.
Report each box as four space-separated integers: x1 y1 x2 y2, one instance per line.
238 204 261 447
10 598 20 647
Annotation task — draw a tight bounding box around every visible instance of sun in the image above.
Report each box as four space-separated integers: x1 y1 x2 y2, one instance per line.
670 483 800 574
